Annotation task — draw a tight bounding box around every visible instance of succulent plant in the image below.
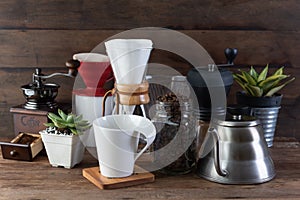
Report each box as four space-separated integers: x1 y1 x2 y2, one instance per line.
44 109 91 135
233 64 295 97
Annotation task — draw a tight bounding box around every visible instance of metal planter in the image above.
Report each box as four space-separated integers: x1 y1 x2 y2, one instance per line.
251 107 281 147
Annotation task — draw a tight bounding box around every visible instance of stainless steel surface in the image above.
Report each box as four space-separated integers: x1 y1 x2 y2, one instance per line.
251 107 281 147
210 128 227 177
214 115 259 127
196 116 276 184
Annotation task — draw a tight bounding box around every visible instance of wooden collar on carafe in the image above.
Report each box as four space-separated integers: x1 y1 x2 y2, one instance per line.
115 81 150 105
102 81 150 116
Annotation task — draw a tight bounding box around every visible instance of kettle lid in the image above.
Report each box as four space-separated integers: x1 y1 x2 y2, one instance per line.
215 114 260 127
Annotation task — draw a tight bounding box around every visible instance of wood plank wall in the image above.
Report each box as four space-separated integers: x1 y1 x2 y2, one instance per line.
0 0 299 139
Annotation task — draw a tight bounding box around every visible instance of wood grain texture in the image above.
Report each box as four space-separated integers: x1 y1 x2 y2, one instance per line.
0 141 299 199
0 0 299 140
0 68 75 137
0 66 299 106
0 30 299 68
228 66 300 139
82 166 155 189
0 68 74 105
0 66 299 139
0 0 299 31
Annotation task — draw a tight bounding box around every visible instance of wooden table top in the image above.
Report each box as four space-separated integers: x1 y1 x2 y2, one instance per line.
0 138 299 200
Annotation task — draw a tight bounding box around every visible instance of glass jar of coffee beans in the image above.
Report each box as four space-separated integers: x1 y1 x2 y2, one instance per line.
152 92 196 175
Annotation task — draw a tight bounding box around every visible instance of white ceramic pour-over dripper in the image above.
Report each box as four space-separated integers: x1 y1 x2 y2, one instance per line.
73 53 109 62
105 39 152 84
105 39 153 114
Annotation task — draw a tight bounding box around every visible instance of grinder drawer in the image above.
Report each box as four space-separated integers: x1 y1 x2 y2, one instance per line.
0 133 43 161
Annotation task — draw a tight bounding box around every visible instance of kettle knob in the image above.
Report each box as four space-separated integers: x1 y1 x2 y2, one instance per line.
227 104 250 116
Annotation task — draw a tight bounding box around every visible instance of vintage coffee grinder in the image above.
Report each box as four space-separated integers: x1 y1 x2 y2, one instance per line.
10 60 80 136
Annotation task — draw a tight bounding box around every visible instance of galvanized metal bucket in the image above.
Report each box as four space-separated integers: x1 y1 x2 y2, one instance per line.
251 107 281 147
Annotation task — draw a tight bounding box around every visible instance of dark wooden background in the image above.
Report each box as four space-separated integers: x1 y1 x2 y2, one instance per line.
0 0 299 139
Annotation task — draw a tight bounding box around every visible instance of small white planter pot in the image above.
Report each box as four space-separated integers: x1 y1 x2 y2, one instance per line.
40 130 85 169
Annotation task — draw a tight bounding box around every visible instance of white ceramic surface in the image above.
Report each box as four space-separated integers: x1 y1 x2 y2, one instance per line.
93 115 156 178
40 131 85 169
104 39 153 114
105 39 152 84
75 95 114 147
73 53 109 62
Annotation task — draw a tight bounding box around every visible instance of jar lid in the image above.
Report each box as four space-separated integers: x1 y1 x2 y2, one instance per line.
187 66 233 87
214 115 260 127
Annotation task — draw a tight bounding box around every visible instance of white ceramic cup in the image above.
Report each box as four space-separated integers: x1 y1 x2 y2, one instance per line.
93 115 156 178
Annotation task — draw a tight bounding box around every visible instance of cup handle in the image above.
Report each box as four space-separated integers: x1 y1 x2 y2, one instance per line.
133 129 156 162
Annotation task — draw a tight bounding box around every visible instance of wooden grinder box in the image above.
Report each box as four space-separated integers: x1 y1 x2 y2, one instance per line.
10 103 71 136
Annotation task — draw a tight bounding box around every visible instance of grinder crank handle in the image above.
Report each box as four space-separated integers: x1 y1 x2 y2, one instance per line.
65 59 81 77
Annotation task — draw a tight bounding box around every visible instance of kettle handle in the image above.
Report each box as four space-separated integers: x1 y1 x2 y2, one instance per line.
208 127 228 177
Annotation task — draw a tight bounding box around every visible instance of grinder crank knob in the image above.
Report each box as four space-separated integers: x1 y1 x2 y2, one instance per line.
65 59 80 77
224 48 238 65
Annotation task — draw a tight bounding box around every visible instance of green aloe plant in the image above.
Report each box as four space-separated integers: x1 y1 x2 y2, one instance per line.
44 109 91 135
233 64 295 97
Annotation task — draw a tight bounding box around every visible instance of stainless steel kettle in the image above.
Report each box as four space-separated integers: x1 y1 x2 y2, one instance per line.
196 115 276 184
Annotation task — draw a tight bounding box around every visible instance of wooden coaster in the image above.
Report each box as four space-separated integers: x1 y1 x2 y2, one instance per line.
82 166 155 189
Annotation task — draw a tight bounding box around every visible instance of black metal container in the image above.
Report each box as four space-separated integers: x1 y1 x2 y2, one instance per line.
187 66 233 121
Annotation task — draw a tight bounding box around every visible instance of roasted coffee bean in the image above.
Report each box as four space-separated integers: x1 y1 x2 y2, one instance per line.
152 93 196 175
